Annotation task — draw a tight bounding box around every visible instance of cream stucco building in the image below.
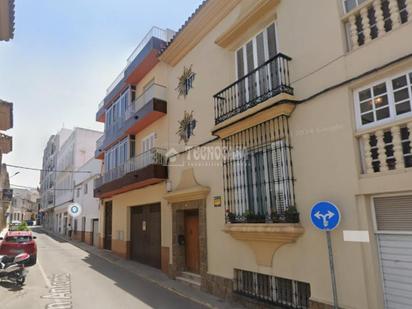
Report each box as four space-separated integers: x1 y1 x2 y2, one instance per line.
95 1 412 308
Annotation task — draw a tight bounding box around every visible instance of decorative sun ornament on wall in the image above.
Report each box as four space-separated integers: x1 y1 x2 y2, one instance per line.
176 65 196 98
177 111 197 145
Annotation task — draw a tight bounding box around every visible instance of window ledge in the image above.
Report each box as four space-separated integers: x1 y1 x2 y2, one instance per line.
223 223 304 267
212 98 296 138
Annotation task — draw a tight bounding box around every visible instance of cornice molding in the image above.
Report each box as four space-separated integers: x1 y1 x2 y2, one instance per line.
159 0 240 67
215 0 280 50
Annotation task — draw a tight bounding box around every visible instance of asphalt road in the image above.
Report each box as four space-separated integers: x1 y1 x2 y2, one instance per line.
0 229 205 309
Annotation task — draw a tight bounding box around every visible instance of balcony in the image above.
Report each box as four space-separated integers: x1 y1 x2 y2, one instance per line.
213 53 293 125
96 27 174 122
96 84 167 158
358 118 412 174
94 148 168 198
343 0 412 51
0 100 13 130
0 133 12 154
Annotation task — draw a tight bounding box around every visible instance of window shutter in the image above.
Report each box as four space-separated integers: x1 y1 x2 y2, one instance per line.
271 140 290 212
374 195 412 231
266 23 277 57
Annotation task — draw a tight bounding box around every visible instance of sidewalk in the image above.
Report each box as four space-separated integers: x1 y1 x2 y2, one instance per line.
41 228 242 309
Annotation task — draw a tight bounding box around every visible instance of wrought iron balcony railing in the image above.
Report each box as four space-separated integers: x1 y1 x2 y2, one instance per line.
213 53 293 125
94 147 167 188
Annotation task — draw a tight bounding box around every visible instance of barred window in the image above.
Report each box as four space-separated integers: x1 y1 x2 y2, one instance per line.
223 116 294 222
234 269 311 309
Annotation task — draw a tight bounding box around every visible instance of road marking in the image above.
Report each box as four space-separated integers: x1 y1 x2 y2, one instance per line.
42 273 72 309
37 258 52 288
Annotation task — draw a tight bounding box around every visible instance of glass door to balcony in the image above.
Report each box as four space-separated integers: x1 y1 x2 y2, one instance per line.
236 22 278 109
141 133 155 166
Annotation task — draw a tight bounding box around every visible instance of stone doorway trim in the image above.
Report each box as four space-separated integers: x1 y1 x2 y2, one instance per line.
164 168 209 285
170 199 207 284
163 168 210 203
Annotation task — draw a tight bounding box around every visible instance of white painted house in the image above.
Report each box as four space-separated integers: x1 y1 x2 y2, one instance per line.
72 158 101 246
54 128 102 235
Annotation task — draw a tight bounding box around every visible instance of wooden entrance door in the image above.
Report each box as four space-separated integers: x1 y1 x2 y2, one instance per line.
184 211 200 273
130 203 161 268
104 202 112 250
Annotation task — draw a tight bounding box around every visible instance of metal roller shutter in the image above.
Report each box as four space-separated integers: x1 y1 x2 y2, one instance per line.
374 195 412 309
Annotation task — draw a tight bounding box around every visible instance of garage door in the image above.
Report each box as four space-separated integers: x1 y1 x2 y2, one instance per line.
130 203 161 269
374 195 412 309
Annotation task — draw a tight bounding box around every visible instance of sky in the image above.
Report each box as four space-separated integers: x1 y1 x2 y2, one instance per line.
0 0 203 189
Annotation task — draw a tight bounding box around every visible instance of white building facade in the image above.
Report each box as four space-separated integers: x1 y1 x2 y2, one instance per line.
72 158 101 246
39 128 71 230
54 128 102 235
10 188 39 222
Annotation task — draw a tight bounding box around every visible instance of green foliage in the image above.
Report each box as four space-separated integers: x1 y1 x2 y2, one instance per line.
243 210 266 223
285 206 298 214
17 221 29 231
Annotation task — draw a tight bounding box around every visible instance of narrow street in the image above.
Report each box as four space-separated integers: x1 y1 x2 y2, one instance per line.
0 229 205 309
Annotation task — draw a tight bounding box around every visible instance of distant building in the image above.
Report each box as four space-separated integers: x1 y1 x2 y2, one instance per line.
10 188 40 222
53 128 102 235
39 128 72 230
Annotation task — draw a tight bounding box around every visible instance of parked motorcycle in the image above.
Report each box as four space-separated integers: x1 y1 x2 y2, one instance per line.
0 253 30 286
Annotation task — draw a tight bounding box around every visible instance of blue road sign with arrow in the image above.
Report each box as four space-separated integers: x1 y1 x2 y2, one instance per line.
310 201 341 231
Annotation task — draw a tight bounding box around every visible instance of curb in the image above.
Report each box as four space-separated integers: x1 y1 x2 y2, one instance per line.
40 229 219 309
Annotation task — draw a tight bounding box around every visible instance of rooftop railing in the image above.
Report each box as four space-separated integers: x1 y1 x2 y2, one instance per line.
105 27 175 96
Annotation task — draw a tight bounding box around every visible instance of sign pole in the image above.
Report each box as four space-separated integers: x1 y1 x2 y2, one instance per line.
326 231 338 309
311 201 341 309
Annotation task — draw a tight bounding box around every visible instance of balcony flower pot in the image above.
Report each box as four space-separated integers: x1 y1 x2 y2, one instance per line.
226 211 238 224
270 212 283 223
284 206 300 223
243 211 266 223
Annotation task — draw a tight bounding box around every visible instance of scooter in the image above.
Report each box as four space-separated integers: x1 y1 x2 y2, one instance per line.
0 253 30 286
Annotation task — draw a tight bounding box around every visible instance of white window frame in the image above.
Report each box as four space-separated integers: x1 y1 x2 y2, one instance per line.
141 133 156 153
342 0 367 14
105 89 129 132
104 137 130 172
235 20 279 104
354 69 412 129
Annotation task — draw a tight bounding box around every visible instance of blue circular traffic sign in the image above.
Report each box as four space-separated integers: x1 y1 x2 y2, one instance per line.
310 201 341 231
